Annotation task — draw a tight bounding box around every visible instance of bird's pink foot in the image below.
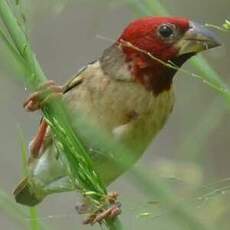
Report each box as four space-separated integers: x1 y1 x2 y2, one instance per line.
23 80 63 112
82 192 121 225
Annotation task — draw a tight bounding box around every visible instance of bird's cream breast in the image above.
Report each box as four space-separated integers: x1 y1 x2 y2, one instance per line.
64 61 175 154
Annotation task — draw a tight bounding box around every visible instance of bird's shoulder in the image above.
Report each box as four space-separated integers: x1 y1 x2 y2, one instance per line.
63 60 100 94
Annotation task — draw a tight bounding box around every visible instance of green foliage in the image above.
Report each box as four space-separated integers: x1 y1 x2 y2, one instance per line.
0 187 50 230
223 19 230 30
0 189 28 227
0 0 121 229
0 0 229 230
19 130 43 230
206 19 230 32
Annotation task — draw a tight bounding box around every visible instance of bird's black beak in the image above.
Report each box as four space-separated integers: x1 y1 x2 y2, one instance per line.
176 21 221 56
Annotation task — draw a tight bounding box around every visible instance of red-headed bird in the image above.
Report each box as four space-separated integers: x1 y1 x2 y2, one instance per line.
14 16 220 223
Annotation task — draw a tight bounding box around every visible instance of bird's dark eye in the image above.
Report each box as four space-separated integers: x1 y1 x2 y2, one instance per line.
159 25 173 37
157 24 176 40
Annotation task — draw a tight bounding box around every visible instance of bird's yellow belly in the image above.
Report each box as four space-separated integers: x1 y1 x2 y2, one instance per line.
65 78 175 184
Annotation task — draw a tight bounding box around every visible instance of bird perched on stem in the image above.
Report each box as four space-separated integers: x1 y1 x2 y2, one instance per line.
14 16 220 224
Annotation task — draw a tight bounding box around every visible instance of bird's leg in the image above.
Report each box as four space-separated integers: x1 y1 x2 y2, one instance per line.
82 192 121 225
29 119 48 158
23 80 63 112
24 81 63 157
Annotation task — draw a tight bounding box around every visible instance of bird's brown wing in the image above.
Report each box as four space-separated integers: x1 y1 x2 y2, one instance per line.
63 60 97 94
63 71 84 94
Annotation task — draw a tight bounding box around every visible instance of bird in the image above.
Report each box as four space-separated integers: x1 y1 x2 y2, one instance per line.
13 16 220 223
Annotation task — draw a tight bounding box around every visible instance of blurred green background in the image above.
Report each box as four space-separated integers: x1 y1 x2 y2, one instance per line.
0 0 229 229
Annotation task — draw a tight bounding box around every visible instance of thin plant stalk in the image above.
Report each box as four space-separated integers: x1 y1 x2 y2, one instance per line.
20 129 42 230
0 1 122 229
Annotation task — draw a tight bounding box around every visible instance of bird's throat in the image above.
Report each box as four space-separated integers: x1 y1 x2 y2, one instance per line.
131 59 174 96
100 45 193 96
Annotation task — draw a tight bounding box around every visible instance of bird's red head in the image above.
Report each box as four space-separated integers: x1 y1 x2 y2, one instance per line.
116 17 220 95
118 17 190 62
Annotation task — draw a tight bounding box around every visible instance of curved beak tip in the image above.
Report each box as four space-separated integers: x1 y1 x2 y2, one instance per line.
190 21 222 49
177 21 222 56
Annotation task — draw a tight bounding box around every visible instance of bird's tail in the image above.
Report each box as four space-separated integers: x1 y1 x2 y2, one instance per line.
13 177 43 207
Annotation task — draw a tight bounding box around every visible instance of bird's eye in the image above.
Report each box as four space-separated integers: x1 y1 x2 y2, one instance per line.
157 24 176 40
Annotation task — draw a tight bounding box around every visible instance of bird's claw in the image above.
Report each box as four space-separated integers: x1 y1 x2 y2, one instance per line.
23 80 63 112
